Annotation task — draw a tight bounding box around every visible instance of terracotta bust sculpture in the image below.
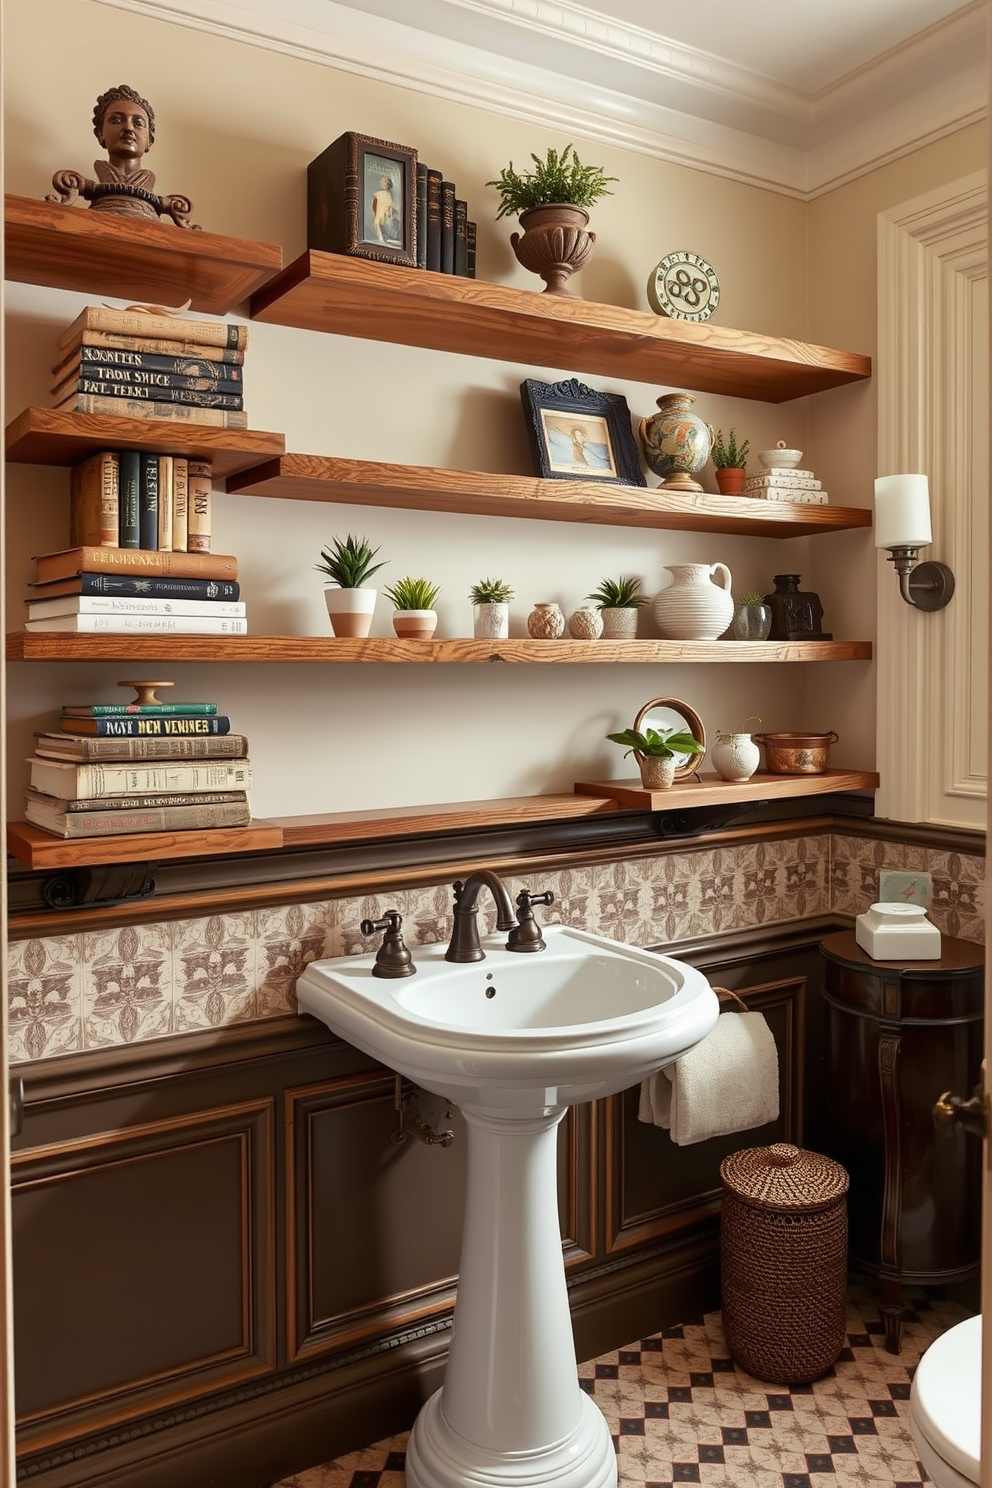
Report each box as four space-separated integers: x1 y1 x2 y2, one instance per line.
46 84 198 228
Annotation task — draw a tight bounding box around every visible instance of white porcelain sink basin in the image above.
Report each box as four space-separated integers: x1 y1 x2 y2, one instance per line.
297 924 719 1112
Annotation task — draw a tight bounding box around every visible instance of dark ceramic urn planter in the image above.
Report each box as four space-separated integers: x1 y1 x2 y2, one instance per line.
510 204 595 295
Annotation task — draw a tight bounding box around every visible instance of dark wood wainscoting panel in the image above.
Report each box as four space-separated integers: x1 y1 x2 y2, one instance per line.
13 1100 275 1454
605 979 806 1254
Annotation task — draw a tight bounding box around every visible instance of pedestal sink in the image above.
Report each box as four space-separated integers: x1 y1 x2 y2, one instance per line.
297 924 719 1488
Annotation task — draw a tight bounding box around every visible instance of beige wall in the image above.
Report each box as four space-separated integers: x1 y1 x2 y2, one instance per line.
1 0 983 819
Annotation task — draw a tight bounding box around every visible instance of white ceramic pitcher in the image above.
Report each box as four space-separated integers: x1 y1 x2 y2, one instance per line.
654 563 734 640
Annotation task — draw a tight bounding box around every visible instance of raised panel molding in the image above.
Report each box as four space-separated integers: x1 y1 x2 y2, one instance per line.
876 172 988 828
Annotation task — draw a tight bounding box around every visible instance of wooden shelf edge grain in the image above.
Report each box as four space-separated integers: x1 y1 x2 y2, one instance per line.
274 793 619 847
6 634 874 664
6 820 284 870
5 407 286 478
574 768 880 810
4 194 283 314
227 453 873 538
249 251 872 403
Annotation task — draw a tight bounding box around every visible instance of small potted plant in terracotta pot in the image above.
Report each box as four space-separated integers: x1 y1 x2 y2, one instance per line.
486 144 617 296
385 576 441 639
712 428 750 496
606 725 706 791
469 577 514 639
316 534 386 638
711 716 763 781
588 575 647 639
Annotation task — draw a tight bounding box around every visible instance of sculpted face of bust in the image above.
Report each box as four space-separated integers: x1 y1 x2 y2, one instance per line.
92 85 156 178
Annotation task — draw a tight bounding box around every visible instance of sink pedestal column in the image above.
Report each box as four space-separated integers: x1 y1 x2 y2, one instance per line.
405 1104 617 1488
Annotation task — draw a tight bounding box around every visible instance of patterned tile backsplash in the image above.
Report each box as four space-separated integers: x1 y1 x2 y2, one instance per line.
8 831 983 1064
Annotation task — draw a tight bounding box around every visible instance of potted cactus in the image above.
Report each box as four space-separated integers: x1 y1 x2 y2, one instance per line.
587 575 647 640
712 428 750 495
315 534 386 638
486 144 617 296
384 575 441 639
469 577 514 640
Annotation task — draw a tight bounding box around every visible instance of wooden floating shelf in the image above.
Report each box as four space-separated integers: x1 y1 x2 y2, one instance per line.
250 252 872 403
6 635 873 664
575 768 879 810
6 820 283 871
4 194 283 314
228 453 872 538
6 407 285 479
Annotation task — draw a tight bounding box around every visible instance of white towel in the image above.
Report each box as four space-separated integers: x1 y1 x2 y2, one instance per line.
638 1010 780 1146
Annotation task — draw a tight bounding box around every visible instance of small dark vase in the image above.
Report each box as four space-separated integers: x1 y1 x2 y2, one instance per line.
765 573 832 641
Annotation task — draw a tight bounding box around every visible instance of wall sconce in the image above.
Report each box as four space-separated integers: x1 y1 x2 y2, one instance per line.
874 474 955 611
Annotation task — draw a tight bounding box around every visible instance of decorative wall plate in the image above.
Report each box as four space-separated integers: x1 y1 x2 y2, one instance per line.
648 251 720 322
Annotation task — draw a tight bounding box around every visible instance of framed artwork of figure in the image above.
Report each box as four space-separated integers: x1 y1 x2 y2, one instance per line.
308 132 418 267
520 377 645 486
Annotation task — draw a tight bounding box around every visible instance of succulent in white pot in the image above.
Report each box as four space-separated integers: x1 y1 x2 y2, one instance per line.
469 577 513 639
711 716 762 782
588 575 647 640
385 576 441 639
316 534 386 639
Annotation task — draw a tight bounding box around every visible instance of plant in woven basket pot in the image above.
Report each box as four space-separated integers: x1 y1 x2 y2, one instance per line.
712 427 750 496
588 575 647 640
385 575 441 639
469 577 514 640
486 144 617 296
606 726 705 791
711 715 762 782
316 534 386 638
731 590 773 641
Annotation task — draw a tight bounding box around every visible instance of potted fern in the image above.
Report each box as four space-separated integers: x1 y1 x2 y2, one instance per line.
587 575 647 640
606 726 705 791
486 144 617 296
384 575 441 639
712 428 750 495
316 534 386 638
469 577 514 639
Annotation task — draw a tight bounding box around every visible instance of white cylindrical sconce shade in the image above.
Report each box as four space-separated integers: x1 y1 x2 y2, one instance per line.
874 474 932 549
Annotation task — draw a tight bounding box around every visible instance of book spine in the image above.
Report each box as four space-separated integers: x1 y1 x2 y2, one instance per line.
62 704 219 718
466 221 477 279
454 199 468 277
41 574 240 600
118 450 140 549
416 164 428 270
440 182 456 274
158 455 174 552
72 331 246 364
32 760 254 797
58 362 244 397
30 597 245 618
54 394 248 430
172 458 189 553
138 452 159 551
69 450 119 548
426 170 442 272
64 715 232 737
28 787 243 811
60 309 248 351
68 349 246 380
26 615 248 634
38 737 247 762
34 548 238 583
187 460 212 553
31 802 252 837
66 378 245 411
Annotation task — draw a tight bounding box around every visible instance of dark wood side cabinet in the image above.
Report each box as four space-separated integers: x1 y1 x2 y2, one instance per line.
819 931 983 1352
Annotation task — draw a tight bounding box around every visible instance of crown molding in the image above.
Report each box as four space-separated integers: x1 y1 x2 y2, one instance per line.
87 0 986 200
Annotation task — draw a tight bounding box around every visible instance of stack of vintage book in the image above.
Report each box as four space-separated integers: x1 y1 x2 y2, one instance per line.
50 305 248 429
24 682 253 839
68 447 215 555
743 465 829 504
23 546 245 637
416 165 476 276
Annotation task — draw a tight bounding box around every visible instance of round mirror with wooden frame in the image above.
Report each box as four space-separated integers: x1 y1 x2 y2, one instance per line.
632 696 706 780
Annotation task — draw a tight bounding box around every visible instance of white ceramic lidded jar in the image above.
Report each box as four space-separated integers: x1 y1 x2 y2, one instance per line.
654 563 734 640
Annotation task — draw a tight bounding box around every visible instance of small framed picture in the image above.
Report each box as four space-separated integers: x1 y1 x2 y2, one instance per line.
308 132 418 267
519 377 645 486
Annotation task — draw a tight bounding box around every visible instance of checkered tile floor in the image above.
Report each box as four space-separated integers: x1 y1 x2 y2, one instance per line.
275 1286 970 1487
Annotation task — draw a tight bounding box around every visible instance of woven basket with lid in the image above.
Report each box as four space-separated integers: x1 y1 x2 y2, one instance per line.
720 1142 849 1385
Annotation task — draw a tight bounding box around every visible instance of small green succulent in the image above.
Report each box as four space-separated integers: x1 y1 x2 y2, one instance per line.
606 727 705 761
384 576 441 611
469 577 514 604
486 145 618 220
737 591 767 607
587 575 646 610
315 534 386 588
712 429 750 469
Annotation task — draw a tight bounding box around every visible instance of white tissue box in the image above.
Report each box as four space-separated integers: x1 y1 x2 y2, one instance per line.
855 902 941 960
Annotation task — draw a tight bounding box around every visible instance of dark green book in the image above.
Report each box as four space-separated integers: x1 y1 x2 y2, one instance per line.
138 451 159 550
454 199 468 277
118 449 140 549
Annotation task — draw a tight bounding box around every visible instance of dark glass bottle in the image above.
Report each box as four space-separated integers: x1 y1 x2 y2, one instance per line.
764 573 832 641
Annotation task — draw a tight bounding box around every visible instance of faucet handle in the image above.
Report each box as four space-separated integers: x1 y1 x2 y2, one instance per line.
360 910 416 979
506 888 555 953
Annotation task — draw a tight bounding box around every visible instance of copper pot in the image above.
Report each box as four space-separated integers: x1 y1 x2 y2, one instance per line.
753 731 838 774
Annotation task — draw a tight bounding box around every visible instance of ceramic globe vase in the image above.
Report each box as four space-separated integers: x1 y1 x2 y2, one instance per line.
711 733 761 782
638 392 714 492
654 563 734 640
527 602 566 638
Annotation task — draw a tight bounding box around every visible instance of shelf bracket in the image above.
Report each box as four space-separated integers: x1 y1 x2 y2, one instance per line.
652 803 759 839
42 861 159 911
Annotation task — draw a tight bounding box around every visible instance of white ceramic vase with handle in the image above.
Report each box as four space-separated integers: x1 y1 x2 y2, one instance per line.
653 563 734 640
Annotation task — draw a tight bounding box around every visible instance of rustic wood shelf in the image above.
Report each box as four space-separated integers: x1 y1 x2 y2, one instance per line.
272 793 620 847
5 407 286 479
228 453 872 538
4 194 283 314
250 252 872 402
6 820 284 871
574 768 879 810
6 634 873 664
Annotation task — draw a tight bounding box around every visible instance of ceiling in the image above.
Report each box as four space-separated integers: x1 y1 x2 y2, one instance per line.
102 0 988 195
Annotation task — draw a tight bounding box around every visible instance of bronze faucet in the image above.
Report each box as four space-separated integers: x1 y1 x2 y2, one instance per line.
445 871 518 962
